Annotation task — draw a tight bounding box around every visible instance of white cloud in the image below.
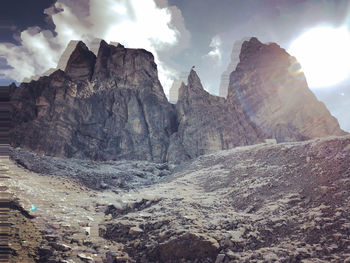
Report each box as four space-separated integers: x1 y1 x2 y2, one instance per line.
0 27 60 81
203 35 222 65
0 0 190 95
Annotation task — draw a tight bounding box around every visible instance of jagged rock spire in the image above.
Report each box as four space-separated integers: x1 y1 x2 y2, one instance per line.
64 41 96 82
228 37 346 142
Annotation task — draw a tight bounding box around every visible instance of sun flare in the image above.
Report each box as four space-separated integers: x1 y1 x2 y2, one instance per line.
288 26 350 88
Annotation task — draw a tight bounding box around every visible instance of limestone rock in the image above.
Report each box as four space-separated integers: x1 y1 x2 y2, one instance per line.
129 226 144 235
64 41 96 82
22 40 80 83
92 40 165 98
227 37 347 142
10 40 177 162
7 134 350 262
168 69 265 163
77 253 93 262
10 37 347 164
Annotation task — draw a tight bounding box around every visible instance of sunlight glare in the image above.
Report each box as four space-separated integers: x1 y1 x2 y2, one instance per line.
288 26 350 88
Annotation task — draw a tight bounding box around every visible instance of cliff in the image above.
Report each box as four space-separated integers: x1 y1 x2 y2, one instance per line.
10 40 177 162
10 37 347 163
227 37 347 142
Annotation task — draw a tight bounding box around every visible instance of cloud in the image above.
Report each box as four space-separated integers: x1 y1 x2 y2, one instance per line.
202 35 222 65
0 0 190 95
0 27 60 81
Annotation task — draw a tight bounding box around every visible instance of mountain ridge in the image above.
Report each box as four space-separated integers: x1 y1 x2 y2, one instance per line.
9 37 347 162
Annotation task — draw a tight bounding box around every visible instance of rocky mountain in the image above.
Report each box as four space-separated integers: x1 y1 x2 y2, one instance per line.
10 39 267 163
6 134 350 262
5 36 350 263
228 37 347 142
10 37 347 163
167 69 265 163
10 40 177 162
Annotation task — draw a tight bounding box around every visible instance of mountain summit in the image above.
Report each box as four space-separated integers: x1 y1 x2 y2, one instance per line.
228 37 346 142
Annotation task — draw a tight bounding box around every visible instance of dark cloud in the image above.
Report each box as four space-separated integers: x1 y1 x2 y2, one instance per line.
0 22 17 32
0 0 56 43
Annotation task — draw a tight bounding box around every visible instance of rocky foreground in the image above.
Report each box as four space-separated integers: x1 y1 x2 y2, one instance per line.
3 135 350 262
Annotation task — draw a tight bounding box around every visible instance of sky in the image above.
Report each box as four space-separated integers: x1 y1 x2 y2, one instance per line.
0 0 349 131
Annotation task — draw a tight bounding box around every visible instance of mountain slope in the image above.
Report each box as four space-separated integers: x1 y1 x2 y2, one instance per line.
7 135 350 262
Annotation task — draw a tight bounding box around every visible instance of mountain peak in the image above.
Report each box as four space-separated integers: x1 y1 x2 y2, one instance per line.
248 37 262 44
177 69 207 103
238 37 266 63
187 69 203 90
64 40 96 82
229 38 346 141
98 39 109 50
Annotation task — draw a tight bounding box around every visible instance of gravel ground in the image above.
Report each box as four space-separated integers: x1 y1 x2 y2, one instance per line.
4 135 350 262
10 147 174 191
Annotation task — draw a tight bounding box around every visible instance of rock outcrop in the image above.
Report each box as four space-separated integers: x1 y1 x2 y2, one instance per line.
227 37 347 142
10 40 177 162
64 41 96 82
11 37 347 163
167 69 265 163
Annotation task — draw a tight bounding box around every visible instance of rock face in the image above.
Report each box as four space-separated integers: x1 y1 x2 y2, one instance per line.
10 40 177 162
228 37 347 142
11 37 347 163
64 41 96 82
167 69 265 163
